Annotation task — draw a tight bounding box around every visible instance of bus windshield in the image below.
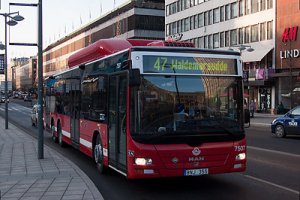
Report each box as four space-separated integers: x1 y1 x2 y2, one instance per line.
131 75 244 142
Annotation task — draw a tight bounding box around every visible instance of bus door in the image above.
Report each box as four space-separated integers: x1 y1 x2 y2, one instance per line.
108 72 127 172
70 80 81 145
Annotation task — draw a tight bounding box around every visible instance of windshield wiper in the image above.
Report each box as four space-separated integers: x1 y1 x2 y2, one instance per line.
214 124 242 137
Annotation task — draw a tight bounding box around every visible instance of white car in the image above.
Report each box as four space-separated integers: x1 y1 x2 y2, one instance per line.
0 96 9 103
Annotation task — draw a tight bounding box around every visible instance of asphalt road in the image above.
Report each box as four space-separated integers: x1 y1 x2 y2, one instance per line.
1 99 299 200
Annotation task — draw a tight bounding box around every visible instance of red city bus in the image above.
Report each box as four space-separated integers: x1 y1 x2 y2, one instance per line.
45 39 247 179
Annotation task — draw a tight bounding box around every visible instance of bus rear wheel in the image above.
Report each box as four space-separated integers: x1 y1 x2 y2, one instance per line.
94 134 106 174
58 123 65 147
51 125 58 143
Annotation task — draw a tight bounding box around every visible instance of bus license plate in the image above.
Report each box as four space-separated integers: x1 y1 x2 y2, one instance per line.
184 168 209 176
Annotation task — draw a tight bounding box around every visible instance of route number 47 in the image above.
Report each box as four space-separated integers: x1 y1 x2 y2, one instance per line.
154 57 167 71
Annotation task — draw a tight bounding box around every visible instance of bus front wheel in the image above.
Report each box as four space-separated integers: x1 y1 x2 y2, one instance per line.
94 134 106 174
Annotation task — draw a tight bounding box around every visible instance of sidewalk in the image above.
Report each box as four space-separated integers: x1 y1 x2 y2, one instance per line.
250 112 283 127
0 117 103 200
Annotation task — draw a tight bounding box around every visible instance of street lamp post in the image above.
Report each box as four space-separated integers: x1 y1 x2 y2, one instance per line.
0 12 24 129
8 1 43 159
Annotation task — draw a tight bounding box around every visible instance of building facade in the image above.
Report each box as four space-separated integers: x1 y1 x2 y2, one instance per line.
275 0 300 110
9 57 30 91
165 0 276 112
13 57 37 92
42 0 165 78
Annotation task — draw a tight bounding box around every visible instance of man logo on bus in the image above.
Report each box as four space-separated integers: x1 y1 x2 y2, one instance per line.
192 147 201 156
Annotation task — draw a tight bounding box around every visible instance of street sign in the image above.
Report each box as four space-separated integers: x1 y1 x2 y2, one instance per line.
0 54 4 74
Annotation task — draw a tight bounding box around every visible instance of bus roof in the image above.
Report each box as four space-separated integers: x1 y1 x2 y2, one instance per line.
67 39 198 68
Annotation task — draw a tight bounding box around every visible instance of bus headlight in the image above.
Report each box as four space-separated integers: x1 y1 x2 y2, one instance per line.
235 153 246 161
135 158 153 165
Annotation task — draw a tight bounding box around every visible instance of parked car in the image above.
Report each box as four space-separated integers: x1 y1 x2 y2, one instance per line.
24 95 32 102
31 104 38 126
271 105 300 138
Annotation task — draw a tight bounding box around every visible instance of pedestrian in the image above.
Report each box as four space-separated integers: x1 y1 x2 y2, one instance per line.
277 101 285 114
249 100 256 118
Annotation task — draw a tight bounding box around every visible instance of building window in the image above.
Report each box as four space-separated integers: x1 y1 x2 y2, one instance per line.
208 34 213 49
231 2 238 18
199 13 204 27
199 36 204 48
190 0 194 7
208 10 213 25
261 0 266 11
204 35 208 48
230 29 238 45
220 6 225 22
251 0 259 13
204 11 209 26
166 5 170 16
251 24 259 42
190 16 195 30
194 0 198 6
239 28 244 44
166 24 170 36
220 32 225 47
260 22 266 41
225 31 230 47
194 15 198 29
267 0 273 9
245 0 250 15
178 0 182 12
185 0 190 9
213 8 220 23
267 21 273 39
181 0 185 11
184 17 190 31
245 26 250 43
194 37 198 47
239 0 244 16
213 33 219 48
225 4 230 20
177 20 181 33
181 19 185 32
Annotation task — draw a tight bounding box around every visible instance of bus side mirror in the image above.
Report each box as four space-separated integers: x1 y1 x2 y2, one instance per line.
129 69 141 87
244 109 250 128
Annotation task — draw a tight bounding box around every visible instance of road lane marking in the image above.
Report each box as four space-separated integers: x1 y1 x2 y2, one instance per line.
244 175 300 195
251 122 270 127
248 146 300 158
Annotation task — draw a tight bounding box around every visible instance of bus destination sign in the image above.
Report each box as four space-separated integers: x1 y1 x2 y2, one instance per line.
143 55 237 75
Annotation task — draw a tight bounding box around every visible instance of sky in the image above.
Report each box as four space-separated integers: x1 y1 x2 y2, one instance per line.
0 0 128 61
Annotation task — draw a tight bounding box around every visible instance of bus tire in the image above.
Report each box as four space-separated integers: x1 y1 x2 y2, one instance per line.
58 123 65 147
51 125 58 143
94 134 106 174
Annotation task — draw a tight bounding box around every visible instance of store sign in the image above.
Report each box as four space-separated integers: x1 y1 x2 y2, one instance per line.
0 54 4 74
280 26 300 59
282 26 298 42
